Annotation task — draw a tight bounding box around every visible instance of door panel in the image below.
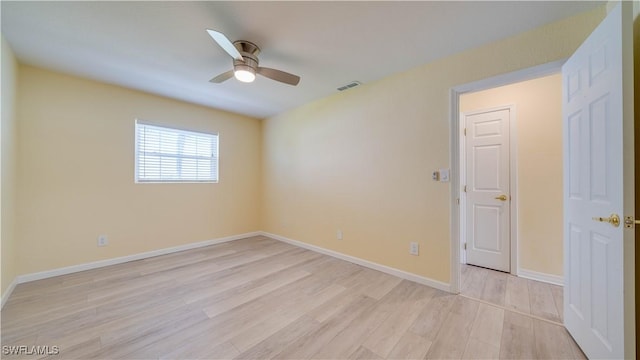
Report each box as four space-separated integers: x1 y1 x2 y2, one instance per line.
562 4 627 358
465 108 510 272
473 205 501 252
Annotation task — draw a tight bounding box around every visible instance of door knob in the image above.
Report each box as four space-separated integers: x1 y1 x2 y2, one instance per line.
592 213 620 228
494 195 508 201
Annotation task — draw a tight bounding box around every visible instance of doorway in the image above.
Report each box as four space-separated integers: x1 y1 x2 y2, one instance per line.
448 60 565 295
458 73 565 287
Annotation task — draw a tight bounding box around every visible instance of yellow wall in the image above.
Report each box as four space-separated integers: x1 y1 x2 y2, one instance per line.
15 65 261 275
261 7 606 283
460 74 563 276
1 37 19 296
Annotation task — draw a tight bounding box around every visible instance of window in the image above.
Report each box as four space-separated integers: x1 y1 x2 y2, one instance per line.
135 121 218 183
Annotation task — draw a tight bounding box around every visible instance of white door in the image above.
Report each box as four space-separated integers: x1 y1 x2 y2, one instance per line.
464 107 511 272
563 4 632 359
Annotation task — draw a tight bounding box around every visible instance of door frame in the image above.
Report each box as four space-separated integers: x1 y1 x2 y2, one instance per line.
459 104 517 274
449 59 565 293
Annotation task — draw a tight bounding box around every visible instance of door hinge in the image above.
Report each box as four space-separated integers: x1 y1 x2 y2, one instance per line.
463 243 467 250
624 216 640 228
463 128 467 136
456 198 460 205
463 185 467 193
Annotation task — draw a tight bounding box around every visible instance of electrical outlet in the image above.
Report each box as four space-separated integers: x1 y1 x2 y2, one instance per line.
432 171 440 181
336 229 343 240
410 242 419 256
97 235 108 247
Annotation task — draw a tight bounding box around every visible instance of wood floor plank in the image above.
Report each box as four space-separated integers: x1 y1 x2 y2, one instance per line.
408 291 456 341
462 338 500 360
425 296 479 359
272 295 378 359
202 270 311 318
158 326 242 360
362 281 436 358
183 250 321 305
362 272 403 300
549 284 564 321
468 303 504 348
528 279 561 323
309 303 391 359
504 274 531 314
387 330 433 360
479 270 507 306
310 281 432 359
234 316 320 359
93 309 210 359
461 265 489 299
348 346 383 360
499 310 536 359
230 283 345 353
532 318 575 359
307 291 362 323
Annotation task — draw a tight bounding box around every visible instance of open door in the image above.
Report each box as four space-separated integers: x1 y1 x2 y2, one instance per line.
562 3 635 359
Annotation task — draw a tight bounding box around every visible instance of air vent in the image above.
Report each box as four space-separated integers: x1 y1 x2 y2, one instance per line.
337 81 362 91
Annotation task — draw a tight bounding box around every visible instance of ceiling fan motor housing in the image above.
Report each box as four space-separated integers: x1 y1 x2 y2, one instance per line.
233 40 260 56
234 56 258 73
233 40 261 73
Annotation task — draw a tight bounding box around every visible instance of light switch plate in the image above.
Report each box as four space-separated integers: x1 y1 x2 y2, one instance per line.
439 168 450 182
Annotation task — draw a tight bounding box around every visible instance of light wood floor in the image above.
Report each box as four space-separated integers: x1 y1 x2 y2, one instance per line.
1 236 585 359
461 264 565 324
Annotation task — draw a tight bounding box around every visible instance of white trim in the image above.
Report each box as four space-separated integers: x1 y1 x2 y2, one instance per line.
518 268 564 286
261 231 451 293
449 60 565 294
509 106 519 277
1 278 18 309
449 89 462 294
15 232 260 284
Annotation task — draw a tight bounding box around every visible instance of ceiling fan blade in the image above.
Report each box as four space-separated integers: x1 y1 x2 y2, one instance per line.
209 70 234 83
257 67 300 86
206 29 243 61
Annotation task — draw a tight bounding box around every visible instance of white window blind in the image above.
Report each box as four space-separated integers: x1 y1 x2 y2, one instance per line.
135 121 218 183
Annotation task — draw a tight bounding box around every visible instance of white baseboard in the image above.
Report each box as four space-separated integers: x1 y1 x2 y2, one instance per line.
518 268 564 286
261 231 451 293
1 278 18 309
15 231 261 285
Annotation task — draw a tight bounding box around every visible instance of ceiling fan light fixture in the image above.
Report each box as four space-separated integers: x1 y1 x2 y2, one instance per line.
234 65 256 83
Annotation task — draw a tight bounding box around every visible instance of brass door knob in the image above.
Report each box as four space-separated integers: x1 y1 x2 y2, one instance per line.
494 195 508 201
592 214 620 228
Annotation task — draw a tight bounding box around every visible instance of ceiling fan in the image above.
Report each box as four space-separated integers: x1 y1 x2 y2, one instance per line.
206 29 300 86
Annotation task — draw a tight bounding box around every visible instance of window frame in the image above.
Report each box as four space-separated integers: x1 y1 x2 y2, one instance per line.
134 120 219 184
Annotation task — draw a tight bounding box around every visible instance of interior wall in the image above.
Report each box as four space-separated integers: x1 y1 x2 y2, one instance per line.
261 7 605 283
15 65 262 275
1 36 19 296
459 74 563 277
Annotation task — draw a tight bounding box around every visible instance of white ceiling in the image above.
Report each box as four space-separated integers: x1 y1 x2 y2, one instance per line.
1 1 602 119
